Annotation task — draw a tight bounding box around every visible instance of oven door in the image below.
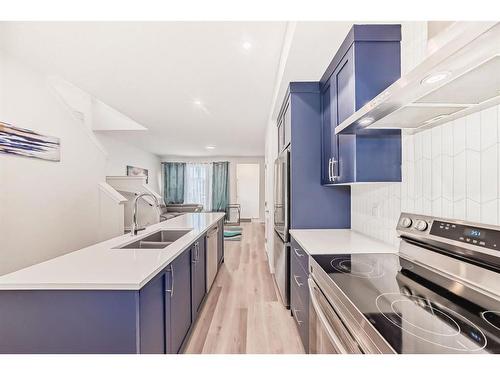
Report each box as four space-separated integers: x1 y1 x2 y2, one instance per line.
308 277 362 354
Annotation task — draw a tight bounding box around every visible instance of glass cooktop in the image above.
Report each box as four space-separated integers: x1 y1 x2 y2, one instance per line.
312 253 500 354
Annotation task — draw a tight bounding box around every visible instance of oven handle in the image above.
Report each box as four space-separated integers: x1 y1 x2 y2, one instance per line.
308 277 348 354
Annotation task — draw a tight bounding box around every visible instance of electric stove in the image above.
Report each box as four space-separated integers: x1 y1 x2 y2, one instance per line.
308 213 500 354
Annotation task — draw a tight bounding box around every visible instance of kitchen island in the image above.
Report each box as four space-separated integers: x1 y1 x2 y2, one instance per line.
0 213 225 354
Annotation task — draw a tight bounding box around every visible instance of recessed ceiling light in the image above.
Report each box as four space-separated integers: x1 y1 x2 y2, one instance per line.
421 71 451 85
358 117 374 126
193 99 203 106
205 145 216 150
242 41 252 50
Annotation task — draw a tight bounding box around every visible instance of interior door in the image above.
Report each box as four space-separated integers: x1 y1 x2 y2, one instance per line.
236 163 260 220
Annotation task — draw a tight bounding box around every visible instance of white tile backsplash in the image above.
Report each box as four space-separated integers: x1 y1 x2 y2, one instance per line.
352 104 500 245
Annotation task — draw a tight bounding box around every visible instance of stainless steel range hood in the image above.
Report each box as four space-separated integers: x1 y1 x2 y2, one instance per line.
336 22 500 135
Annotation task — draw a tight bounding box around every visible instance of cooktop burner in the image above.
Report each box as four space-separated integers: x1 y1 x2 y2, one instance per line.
311 253 500 353
375 292 487 352
482 311 500 331
330 258 385 278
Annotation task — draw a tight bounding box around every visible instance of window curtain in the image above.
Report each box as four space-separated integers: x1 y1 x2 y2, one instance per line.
212 161 229 213
163 162 185 204
184 163 213 211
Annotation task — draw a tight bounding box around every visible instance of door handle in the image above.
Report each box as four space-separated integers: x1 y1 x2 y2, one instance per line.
293 274 303 287
328 158 332 182
166 265 174 297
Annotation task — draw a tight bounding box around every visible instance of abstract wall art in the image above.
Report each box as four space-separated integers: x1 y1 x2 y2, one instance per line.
0 121 61 162
126 165 149 183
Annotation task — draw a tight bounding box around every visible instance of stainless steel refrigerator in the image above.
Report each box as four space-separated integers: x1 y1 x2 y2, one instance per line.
273 148 290 308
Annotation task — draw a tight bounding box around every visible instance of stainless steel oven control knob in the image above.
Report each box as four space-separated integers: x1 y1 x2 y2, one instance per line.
399 217 412 228
414 220 428 231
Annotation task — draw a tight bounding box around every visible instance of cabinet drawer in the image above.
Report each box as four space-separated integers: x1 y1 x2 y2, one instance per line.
291 282 309 352
291 249 309 310
290 238 308 273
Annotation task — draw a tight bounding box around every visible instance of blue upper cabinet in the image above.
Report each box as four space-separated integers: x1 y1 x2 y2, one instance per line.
282 82 351 230
321 24 402 185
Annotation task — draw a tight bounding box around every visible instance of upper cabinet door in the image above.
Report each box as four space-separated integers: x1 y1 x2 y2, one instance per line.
320 25 402 185
320 82 332 185
335 46 356 125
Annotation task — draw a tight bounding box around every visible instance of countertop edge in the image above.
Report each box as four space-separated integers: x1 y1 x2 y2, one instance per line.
289 228 398 255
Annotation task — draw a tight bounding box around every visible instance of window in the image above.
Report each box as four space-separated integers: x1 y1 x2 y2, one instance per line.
184 163 213 211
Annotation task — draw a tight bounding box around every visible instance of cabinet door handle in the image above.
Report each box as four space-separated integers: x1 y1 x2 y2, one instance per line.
328 158 332 181
293 308 303 325
293 274 303 287
166 265 174 297
192 243 198 263
331 157 339 181
293 247 304 257
196 242 200 261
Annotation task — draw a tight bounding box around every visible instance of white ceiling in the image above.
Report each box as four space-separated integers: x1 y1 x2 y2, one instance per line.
0 21 360 157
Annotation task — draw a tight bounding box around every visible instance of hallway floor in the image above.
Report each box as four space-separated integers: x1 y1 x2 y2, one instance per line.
184 222 304 354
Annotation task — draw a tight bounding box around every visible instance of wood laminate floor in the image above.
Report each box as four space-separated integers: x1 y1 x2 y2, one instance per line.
184 222 305 354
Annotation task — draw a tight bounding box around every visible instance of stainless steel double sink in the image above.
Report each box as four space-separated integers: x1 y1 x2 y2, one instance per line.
115 229 191 249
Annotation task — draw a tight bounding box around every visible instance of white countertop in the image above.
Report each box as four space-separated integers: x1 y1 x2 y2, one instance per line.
0 213 225 291
289 229 398 255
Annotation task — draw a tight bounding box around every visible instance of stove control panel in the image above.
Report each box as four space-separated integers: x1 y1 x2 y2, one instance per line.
397 213 500 252
429 220 500 251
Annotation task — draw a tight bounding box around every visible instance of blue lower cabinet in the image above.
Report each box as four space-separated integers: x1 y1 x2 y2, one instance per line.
165 247 193 354
0 290 138 354
191 236 206 322
290 238 309 352
139 272 167 353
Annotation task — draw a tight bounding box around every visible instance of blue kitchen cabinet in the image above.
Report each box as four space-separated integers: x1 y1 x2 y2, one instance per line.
336 129 402 183
139 271 167 353
166 247 193 354
191 235 206 321
284 82 351 230
290 237 309 352
321 24 402 185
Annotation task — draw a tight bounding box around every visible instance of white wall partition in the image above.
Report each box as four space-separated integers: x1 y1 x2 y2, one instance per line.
0 53 107 275
0 52 164 275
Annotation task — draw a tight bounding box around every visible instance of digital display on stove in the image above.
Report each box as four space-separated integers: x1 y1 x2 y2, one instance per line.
464 228 485 239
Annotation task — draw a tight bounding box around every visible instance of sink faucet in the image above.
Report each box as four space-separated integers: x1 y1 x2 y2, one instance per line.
131 192 160 236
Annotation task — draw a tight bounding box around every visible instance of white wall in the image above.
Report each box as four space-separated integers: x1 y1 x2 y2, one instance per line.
161 155 265 222
96 133 162 194
0 52 107 275
0 53 162 275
